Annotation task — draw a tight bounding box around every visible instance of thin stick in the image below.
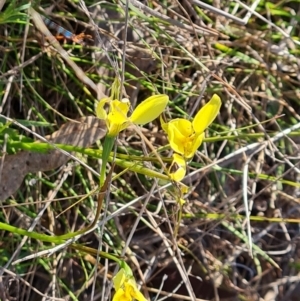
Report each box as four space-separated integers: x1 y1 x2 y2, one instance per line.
29 7 105 99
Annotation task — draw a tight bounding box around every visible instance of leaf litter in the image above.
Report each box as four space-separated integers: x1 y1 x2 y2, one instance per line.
0 116 106 201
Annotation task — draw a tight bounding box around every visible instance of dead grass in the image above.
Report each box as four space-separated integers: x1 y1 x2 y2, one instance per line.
1 0 300 301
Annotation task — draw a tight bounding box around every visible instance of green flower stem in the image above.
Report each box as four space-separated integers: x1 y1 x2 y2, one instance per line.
0 221 122 264
0 219 96 243
71 244 122 265
112 157 169 180
100 135 116 186
119 260 133 276
0 221 66 244
5 141 171 181
53 143 170 180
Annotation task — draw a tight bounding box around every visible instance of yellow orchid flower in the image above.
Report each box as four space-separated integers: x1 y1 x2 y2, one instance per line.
113 268 148 301
162 94 221 159
96 95 169 137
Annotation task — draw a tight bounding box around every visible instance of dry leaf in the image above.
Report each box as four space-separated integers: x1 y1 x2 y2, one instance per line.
0 116 106 201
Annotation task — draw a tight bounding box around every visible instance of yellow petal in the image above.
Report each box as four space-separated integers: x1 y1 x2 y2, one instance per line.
113 274 148 301
167 119 193 155
185 132 204 159
110 99 130 115
113 269 126 291
130 94 169 125
180 183 189 194
131 288 148 301
178 198 186 205
192 94 221 134
169 154 186 181
127 279 148 301
169 119 194 137
107 99 131 136
112 288 129 301
96 98 109 120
